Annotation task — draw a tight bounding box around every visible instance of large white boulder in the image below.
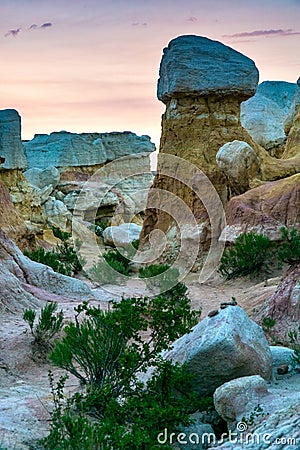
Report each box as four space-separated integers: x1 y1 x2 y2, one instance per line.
216 140 260 193
103 223 142 248
164 306 272 396
23 166 60 190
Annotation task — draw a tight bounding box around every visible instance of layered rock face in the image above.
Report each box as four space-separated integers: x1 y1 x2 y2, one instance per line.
23 131 155 169
0 109 27 169
0 113 155 238
241 81 298 155
0 228 94 312
222 173 300 241
141 36 300 265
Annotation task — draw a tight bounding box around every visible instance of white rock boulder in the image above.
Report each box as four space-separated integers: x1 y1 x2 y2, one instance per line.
23 166 60 190
103 223 142 248
164 306 272 396
213 375 269 429
241 81 298 151
216 140 260 193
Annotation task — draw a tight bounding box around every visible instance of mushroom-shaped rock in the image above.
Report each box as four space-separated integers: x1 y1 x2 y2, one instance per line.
158 35 259 103
216 140 260 194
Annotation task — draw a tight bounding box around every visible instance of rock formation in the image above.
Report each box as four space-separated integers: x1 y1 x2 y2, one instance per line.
252 263 300 345
216 140 260 194
140 36 300 266
241 81 298 155
23 131 155 169
0 227 94 312
0 109 27 169
221 173 300 241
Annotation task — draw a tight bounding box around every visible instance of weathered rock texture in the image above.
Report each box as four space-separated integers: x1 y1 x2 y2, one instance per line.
23 131 155 169
283 84 300 159
163 306 272 397
141 36 300 256
216 140 260 194
214 375 269 429
157 35 259 102
0 182 33 249
252 263 300 345
221 173 300 242
241 81 298 154
0 228 94 312
0 109 27 169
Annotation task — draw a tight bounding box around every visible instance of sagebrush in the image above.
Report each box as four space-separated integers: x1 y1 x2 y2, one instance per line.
42 284 201 449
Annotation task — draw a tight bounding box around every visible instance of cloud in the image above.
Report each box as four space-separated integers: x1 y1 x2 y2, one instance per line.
131 22 147 27
4 22 53 37
223 28 300 38
4 28 21 37
41 22 53 28
187 16 197 23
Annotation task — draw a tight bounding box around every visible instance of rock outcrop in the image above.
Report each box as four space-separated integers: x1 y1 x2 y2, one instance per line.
252 263 300 345
241 81 298 154
0 228 94 312
140 36 300 264
0 182 33 249
283 80 300 159
216 140 260 194
0 109 27 169
221 173 300 242
163 306 272 397
23 131 155 169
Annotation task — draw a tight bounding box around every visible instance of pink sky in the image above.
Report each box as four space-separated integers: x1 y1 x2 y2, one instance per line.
1 0 300 147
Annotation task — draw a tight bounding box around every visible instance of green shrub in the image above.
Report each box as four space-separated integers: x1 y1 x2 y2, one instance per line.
139 264 180 292
278 227 300 265
103 249 130 275
51 226 72 242
287 326 300 367
23 302 64 359
24 237 85 277
43 288 201 449
87 249 131 285
219 232 275 279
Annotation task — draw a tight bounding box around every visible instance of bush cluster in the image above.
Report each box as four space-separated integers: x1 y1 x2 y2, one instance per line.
219 227 300 280
23 302 64 360
40 284 201 449
24 227 84 277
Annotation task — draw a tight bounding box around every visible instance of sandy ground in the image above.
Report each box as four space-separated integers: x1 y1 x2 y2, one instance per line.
0 272 292 449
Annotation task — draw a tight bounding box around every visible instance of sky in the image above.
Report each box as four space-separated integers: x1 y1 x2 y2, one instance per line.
1 0 300 149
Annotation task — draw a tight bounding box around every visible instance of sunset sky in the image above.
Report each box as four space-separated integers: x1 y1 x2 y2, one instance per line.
1 0 300 148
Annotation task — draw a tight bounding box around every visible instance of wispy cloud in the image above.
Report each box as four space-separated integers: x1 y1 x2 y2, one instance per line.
41 22 53 28
5 22 53 37
4 28 21 37
223 28 300 38
131 22 147 27
187 16 197 23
